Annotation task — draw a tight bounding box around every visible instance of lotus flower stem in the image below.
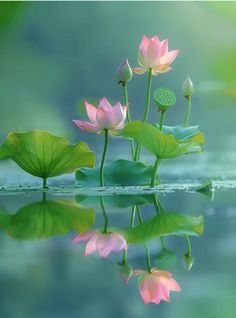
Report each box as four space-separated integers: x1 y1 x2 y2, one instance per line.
130 206 136 227
150 158 160 187
100 196 108 233
185 235 191 255
160 236 165 249
144 244 152 273
159 110 166 131
134 68 152 161
184 96 191 126
153 194 165 213
122 83 135 159
43 177 47 189
100 129 109 187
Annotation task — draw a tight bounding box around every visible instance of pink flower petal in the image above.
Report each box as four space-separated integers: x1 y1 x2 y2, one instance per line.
160 49 179 65
98 97 113 111
139 35 150 51
151 35 161 45
84 101 98 125
132 269 146 276
160 276 181 292
160 39 168 56
111 102 127 127
84 233 99 256
96 107 114 129
139 274 162 304
133 67 147 74
72 120 101 133
143 39 160 68
72 231 96 243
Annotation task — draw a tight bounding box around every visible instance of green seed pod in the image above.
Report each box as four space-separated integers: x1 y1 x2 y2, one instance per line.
153 87 176 110
182 76 194 97
154 248 177 269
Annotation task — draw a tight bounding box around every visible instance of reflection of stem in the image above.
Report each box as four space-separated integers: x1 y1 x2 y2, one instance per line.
144 244 152 273
160 236 165 249
122 83 135 160
42 191 47 202
184 96 191 126
150 158 160 187
122 250 127 265
100 196 108 233
130 206 136 227
153 194 165 214
99 129 109 187
134 68 152 162
186 235 191 255
159 109 166 131
137 206 143 223
43 177 47 189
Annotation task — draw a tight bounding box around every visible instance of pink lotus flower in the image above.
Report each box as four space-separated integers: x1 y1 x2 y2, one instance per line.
133 35 179 76
133 268 181 304
73 230 128 258
73 97 127 134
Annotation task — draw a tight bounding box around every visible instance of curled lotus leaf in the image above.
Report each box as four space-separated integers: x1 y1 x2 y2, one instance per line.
123 121 204 159
0 130 95 179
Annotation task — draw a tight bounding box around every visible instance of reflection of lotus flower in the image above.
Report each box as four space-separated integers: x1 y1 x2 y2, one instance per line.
117 262 133 284
73 97 127 134
133 35 179 76
73 230 127 258
133 268 181 304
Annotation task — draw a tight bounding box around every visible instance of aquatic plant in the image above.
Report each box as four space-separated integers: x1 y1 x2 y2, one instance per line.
0 131 95 188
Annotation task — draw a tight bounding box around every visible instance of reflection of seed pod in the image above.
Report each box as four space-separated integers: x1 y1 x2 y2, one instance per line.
117 262 133 284
182 253 194 271
154 248 177 269
153 87 176 110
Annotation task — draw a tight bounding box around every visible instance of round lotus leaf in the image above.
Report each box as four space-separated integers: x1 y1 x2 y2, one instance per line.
153 87 176 109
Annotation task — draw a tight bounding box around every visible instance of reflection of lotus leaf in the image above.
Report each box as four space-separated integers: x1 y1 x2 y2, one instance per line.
76 194 153 208
0 199 95 240
124 121 204 159
0 131 95 179
122 213 204 244
76 159 159 187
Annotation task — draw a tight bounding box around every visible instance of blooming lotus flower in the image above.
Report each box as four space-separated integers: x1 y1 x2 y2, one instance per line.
73 230 127 258
133 35 179 76
73 97 127 134
133 268 181 304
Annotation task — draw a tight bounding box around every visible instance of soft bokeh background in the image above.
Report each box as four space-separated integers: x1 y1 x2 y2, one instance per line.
1 1 236 154
1 2 236 318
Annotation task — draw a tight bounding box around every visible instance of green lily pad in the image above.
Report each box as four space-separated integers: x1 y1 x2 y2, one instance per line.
76 159 159 187
196 179 214 200
122 213 204 244
154 124 201 141
123 121 204 159
76 194 153 208
0 199 95 240
153 87 176 109
0 131 95 185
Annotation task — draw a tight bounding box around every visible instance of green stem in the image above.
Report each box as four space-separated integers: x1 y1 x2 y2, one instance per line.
159 110 166 131
134 68 152 161
122 250 127 264
130 206 136 227
99 129 109 187
160 236 165 249
43 177 47 189
144 244 152 273
150 158 160 187
122 83 135 160
186 235 191 255
100 196 108 233
184 96 191 126
137 206 143 223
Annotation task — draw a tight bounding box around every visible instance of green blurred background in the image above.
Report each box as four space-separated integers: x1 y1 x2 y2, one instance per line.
1 1 236 153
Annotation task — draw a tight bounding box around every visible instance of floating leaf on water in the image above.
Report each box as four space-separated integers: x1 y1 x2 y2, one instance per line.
0 131 95 185
196 179 214 200
123 121 204 159
76 159 159 187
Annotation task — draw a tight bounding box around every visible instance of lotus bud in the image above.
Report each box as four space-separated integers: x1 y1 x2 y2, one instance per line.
182 76 194 98
117 262 133 284
182 253 194 271
116 58 133 84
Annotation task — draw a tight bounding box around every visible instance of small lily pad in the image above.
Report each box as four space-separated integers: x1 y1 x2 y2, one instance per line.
153 87 176 109
123 121 204 159
0 131 95 186
76 159 159 187
122 213 204 244
0 199 95 240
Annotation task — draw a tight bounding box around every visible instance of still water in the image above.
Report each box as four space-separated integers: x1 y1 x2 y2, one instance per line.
0 158 236 318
